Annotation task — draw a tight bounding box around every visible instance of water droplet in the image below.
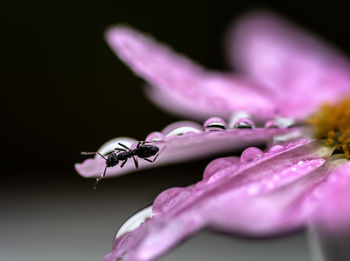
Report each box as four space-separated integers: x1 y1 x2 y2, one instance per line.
145 132 165 142
273 130 304 143
240 147 264 163
203 157 239 184
116 206 153 239
97 137 137 157
268 144 285 153
203 117 226 131
297 160 304 166
264 120 279 129
165 126 201 137
274 117 295 128
228 111 252 128
233 118 255 129
162 121 202 137
203 157 238 180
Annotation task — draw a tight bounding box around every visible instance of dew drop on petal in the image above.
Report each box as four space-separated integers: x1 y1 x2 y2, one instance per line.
162 121 202 137
264 120 279 129
274 117 295 128
240 147 264 163
165 126 201 137
203 157 239 183
233 118 255 129
207 167 237 184
268 144 285 153
115 206 153 238
228 111 252 128
203 117 227 131
145 132 165 142
297 160 304 166
203 157 237 180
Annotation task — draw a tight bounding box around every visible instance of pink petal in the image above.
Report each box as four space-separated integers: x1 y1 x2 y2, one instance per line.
105 140 335 261
308 160 350 235
106 26 276 120
227 12 350 119
75 118 295 179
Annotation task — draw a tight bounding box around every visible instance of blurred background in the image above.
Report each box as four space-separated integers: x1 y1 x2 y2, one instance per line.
2 0 350 260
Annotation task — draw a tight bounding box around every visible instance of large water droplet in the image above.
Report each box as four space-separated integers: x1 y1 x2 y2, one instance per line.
203 117 226 131
240 147 264 163
115 206 153 238
203 157 239 182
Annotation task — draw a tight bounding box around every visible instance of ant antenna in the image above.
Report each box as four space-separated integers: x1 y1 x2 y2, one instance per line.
81 151 106 160
81 151 108 190
93 165 107 190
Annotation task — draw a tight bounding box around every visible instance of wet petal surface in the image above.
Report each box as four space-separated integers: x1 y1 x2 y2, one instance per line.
105 140 337 261
106 26 276 120
228 12 350 119
75 119 296 178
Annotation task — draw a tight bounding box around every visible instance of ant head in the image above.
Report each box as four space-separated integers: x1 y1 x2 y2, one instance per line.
81 151 120 190
148 145 160 154
106 152 119 167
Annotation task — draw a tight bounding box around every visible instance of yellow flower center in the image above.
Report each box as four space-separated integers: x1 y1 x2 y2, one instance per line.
307 98 350 158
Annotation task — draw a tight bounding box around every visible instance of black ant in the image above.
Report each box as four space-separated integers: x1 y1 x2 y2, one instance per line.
81 141 163 189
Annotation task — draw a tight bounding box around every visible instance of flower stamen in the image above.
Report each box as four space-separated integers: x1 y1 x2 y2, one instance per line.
307 98 350 158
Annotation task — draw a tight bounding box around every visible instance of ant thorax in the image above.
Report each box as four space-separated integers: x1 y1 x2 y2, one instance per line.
116 151 129 161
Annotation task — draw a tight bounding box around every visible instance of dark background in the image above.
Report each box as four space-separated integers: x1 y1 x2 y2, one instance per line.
2 0 350 260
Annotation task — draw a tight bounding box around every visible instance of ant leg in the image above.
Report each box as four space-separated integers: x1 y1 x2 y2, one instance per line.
136 140 148 147
137 140 166 148
132 156 139 168
118 143 130 151
114 148 127 152
81 152 106 160
93 165 107 190
136 140 158 147
137 141 153 147
120 159 128 168
143 156 159 163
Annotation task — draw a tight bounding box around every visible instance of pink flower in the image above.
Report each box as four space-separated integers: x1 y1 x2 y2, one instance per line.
75 12 350 261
